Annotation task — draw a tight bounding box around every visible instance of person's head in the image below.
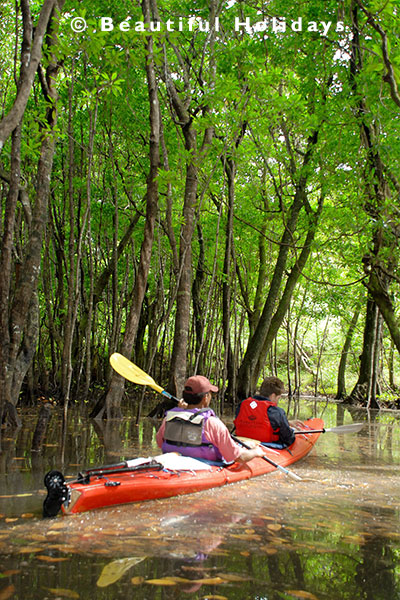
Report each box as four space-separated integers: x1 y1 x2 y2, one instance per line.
259 376 285 401
182 375 218 407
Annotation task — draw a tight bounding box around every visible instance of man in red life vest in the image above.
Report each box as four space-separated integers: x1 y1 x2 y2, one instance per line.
234 376 295 448
156 375 264 464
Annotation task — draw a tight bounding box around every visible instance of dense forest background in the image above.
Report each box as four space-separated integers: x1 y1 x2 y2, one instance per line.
0 0 399 441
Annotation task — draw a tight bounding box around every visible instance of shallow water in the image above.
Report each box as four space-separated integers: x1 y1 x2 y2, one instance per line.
0 401 399 600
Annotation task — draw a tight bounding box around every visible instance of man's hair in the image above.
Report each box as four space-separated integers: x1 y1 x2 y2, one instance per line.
259 376 285 398
182 390 207 405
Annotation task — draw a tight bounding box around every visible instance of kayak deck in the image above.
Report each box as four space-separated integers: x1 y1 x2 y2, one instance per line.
58 418 323 515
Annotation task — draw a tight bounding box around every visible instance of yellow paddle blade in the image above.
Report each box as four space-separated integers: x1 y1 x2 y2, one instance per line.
110 353 164 394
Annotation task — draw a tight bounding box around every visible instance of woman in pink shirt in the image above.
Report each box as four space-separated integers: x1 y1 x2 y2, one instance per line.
156 375 263 464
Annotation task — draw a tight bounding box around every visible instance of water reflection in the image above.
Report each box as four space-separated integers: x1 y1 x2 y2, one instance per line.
0 401 399 599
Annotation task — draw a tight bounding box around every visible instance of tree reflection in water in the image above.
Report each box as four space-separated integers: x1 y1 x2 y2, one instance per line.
0 403 399 599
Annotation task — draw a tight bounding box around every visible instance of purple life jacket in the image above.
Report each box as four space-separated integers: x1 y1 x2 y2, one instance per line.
162 407 224 462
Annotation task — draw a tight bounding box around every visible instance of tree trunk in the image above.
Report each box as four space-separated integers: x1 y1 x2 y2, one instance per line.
103 0 160 419
335 305 361 399
0 125 23 431
346 294 380 407
349 3 400 360
192 223 206 374
0 0 57 150
364 264 400 355
237 142 319 400
254 198 323 383
162 0 217 397
168 152 198 396
0 1 64 440
221 155 236 401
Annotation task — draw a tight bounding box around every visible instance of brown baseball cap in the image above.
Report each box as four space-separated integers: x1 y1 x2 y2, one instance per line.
183 375 218 395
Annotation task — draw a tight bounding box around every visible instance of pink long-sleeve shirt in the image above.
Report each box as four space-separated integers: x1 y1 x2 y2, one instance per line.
156 415 242 463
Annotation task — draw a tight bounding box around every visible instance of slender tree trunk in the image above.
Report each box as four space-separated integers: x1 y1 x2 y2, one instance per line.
0 125 22 430
162 0 217 397
336 306 361 399
103 0 160 418
237 146 319 400
0 0 57 150
254 198 323 382
167 133 200 396
314 317 329 397
221 156 236 400
192 224 206 374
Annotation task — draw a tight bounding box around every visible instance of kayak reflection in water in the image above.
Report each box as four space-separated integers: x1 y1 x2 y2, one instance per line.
156 375 264 465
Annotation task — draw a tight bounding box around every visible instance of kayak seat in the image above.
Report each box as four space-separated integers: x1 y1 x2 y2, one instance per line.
260 442 287 449
193 457 234 467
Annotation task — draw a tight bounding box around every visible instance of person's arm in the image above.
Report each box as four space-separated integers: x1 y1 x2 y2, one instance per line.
267 406 295 446
204 417 264 463
236 445 265 463
155 419 166 449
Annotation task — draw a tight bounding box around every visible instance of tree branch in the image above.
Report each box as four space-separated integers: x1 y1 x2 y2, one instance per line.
357 0 400 108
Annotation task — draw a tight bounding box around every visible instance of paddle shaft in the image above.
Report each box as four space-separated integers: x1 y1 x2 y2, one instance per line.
72 462 164 484
293 422 364 435
230 434 302 481
294 429 326 435
110 354 300 482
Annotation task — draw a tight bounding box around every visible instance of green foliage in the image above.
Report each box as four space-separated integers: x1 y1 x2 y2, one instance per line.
1 0 400 404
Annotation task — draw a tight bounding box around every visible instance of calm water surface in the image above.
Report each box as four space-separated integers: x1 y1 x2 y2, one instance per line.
0 400 399 600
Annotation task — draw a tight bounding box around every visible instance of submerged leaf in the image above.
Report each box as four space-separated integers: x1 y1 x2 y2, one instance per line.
145 578 177 586
131 576 145 585
192 577 224 585
97 557 146 587
36 555 68 563
217 573 250 582
230 533 261 540
287 590 320 600
45 588 79 599
0 585 16 600
18 547 44 554
260 546 278 555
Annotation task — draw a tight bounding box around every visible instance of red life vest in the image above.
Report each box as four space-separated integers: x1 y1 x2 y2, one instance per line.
234 397 280 443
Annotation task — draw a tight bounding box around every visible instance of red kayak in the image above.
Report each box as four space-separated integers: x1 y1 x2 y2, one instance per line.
43 418 323 516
